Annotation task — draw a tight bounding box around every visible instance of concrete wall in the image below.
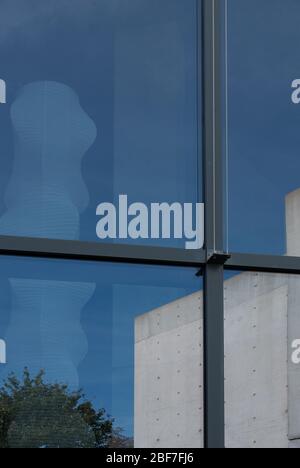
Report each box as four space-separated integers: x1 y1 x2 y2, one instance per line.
134 189 300 448
134 292 203 448
286 189 300 440
224 273 288 448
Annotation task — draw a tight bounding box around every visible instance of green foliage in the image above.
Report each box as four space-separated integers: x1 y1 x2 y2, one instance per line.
108 427 134 448
0 368 114 448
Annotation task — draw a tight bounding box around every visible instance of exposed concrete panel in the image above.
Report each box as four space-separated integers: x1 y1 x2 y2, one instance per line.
287 276 300 440
286 188 300 257
134 292 203 448
224 272 286 310
224 273 288 449
286 190 300 440
135 273 289 448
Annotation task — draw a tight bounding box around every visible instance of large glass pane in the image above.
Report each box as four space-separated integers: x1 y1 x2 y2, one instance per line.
224 270 300 448
0 257 203 448
0 0 201 248
226 0 300 255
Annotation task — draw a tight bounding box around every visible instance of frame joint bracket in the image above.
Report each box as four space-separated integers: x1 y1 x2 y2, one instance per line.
206 250 231 265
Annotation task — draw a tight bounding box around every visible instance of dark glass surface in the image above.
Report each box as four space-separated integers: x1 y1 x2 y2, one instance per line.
0 0 200 247
0 257 202 448
227 0 300 255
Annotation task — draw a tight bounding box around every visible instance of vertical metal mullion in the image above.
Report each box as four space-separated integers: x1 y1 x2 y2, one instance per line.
202 0 225 448
203 264 224 448
202 0 223 251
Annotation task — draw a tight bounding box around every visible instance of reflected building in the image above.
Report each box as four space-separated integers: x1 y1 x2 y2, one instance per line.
0 339 5 364
0 79 6 104
0 82 96 390
135 188 300 449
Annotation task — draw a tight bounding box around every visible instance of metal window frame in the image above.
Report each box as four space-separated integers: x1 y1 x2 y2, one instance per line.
0 0 300 450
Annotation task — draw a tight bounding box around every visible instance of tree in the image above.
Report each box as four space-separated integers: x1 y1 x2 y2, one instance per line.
109 427 134 448
0 368 114 448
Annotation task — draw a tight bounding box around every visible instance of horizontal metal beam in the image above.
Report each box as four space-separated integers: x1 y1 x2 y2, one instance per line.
0 235 206 268
226 252 300 275
2 237 300 275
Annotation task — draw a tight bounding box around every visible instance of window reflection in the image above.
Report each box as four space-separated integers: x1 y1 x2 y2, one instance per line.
0 82 97 239
226 0 300 255
0 0 199 246
0 258 201 448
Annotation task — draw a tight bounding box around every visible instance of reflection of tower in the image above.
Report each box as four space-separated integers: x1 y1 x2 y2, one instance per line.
0 79 6 104
0 81 96 239
0 82 97 389
4 279 95 390
0 339 6 364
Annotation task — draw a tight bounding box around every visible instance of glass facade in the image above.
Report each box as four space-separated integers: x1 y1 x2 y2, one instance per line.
0 257 201 448
1 0 300 450
0 0 200 247
226 0 300 255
